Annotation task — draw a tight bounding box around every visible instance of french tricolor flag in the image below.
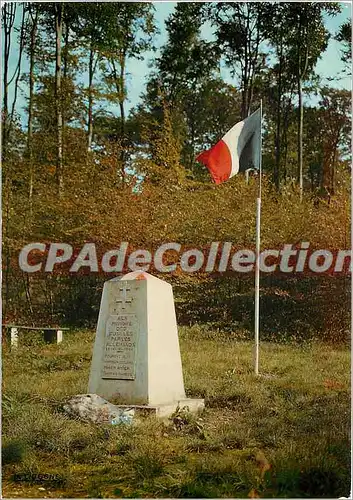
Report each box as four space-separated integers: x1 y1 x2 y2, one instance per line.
196 108 261 184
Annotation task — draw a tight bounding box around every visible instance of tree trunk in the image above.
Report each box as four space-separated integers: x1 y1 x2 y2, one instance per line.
297 12 309 202
2 4 10 154
63 21 70 79
282 87 295 184
242 22 249 118
247 10 261 117
283 134 288 182
2 3 16 319
55 3 64 196
28 5 38 215
87 39 94 152
188 104 196 172
321 145 330 191
325 132 340 195
297 69 303 201
9 4 25 133
331 132 341 195
118 53 127 183
3 177 13 322
241 82 248 120
23 273 35 324
274 38 283 191
2 3 16 163
309 166 314 192
62 16 70 152
110 57 126 183
331 150 336 194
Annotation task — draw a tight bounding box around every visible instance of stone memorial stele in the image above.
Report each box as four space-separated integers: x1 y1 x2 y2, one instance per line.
88 271 204 417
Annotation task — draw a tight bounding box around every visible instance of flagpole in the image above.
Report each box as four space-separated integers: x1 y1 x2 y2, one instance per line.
254 99 262 376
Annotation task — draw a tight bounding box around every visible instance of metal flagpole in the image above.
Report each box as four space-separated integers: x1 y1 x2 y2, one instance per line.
254 99 263 376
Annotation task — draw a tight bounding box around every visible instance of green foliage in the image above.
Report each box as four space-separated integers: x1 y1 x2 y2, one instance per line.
157 3 219 99
211 2 271 118
336 20 352 68
136 97 184 185
174 274 350 344
3 164 350 333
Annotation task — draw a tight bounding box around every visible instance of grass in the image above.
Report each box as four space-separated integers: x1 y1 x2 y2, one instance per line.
2 327 351 498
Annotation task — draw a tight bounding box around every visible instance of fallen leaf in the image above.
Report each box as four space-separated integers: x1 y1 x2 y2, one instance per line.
255 450 272 478
248 488 260 498
324 379 344 390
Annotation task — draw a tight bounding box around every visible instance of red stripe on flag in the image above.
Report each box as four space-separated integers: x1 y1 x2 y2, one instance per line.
196 140 232 185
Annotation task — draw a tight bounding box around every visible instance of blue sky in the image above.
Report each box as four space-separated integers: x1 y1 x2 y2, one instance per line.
5 1 352 126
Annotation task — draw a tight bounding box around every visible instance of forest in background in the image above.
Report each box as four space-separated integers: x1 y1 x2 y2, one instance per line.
2 2 351 341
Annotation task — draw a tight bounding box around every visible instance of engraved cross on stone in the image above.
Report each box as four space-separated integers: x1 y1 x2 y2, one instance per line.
116 283 132 310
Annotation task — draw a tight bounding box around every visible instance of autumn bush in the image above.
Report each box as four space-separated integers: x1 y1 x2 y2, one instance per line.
3 156 350 343
2 1 351 342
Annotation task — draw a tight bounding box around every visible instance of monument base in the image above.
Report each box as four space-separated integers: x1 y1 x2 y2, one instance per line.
115 398 205 419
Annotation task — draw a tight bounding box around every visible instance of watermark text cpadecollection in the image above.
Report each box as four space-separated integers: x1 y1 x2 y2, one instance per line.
18 242 351 275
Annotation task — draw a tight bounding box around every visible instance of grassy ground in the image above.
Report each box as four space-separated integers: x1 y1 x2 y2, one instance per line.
2 327 351 498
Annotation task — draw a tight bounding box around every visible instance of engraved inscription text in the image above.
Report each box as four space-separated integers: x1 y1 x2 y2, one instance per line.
101 314 138 380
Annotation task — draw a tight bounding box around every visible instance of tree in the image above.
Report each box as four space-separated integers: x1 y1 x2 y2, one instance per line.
156 2 219 106
8 3 26 138
284 3 340 200
134 76 243 177
181 79 242 175
336 20 351 72
212 2 271 119
144 3 221 173
318 88 351 194
26 2 39 212
55 3 64 196
303 88 350 196
265 3 297 190
138 93 184 186
71 3 109 152
100 3 156 181
2 3 18 162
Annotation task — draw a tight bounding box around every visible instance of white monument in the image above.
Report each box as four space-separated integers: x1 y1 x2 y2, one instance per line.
88 271 204 417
